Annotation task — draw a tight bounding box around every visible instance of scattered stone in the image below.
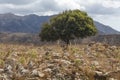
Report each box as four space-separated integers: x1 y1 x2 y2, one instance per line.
2 74 9 80
54 59 71 66
64 52 70 56
32 69 45 77
109 46 117 51
0 69 4 73
52 52 61 58
0 43 119 80
94 71 108 80
27 61 34 69
21 69 29 75
109 78 117 80
44 68 52 73
4 64 13 74
91 61 99 66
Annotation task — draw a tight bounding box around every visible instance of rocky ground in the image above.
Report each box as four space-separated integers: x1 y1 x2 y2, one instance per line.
0 43 120 80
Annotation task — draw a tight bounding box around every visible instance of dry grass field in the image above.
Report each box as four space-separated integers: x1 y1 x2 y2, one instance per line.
0 43 120 80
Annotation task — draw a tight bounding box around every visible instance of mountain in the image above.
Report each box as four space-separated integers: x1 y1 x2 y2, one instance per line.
0 13 51 33
0 13 119 34
94 21 120 35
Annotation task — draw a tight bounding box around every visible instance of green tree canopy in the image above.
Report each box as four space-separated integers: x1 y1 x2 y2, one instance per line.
39 9 97 44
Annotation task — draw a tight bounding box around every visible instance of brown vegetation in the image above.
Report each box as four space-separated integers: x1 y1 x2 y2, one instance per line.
0 43 120 80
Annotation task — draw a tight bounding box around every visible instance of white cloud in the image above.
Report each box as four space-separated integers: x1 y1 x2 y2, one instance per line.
0 0 35 5
103 0 120 8
55 0 85 10
0 0 119 31
0 0 120 15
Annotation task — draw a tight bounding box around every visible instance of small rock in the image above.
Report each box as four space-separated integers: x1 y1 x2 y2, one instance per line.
16 64 29 75
32 69 45 77
0 69 4 73
94 71 103 76
91 61 99 66
5 58 16 68
94 71 108 80
4 64 13 74
52 52 61 58
109 46 117 50
109 78 117 80
2 74 9 80
21 69 29 75
16 64 24 71
60 59 71 65
4 64 12 70
28 61 34 69
11 52 18 57
54 59 71 66
64 52 70 56
47 63 54 68
44 68 52 73
38 72 45 77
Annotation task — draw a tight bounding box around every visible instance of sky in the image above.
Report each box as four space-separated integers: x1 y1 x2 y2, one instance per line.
0 0 120 31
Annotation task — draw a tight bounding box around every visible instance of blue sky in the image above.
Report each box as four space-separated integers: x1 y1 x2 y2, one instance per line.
0 0 120 31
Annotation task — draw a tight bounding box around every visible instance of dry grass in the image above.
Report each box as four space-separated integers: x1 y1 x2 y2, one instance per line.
0 43 120 80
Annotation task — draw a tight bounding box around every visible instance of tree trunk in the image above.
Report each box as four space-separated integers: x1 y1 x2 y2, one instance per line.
66 39 70 45
64 39 70 49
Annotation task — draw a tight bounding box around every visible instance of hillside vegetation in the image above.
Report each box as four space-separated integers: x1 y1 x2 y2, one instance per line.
0 43 120 80
0 32 120 46
0 13 119 34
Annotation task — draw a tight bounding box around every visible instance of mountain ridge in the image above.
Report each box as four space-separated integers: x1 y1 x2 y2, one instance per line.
0 13 119 34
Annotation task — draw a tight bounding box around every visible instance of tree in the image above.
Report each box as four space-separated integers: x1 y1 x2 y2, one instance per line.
39 9 97 45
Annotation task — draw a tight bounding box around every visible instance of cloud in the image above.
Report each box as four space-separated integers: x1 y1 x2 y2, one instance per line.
0 0 35 5
75 0 120 15
85 3 120 15
0 0 120 30
103 0 120 8
0 0 85 15
0 0 120 16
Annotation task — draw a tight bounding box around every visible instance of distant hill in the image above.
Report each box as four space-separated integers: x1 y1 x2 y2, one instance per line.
0 13 51 33
0 13 120 34
94 21 120 35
